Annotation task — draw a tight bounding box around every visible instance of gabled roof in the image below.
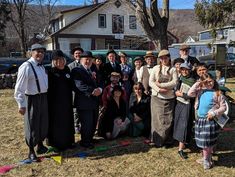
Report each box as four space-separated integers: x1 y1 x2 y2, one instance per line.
51 1 107 36
60 3 101 14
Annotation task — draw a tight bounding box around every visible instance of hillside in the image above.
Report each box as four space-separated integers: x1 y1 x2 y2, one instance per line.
2 5 204 56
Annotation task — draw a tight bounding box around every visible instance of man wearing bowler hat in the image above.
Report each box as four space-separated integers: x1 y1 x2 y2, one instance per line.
71 51 102 148
14 43 48 161
68 46 84 71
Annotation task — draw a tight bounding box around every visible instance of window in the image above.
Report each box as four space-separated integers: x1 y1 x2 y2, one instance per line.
98 14 106 28
112 15 124 33
129 15 136 29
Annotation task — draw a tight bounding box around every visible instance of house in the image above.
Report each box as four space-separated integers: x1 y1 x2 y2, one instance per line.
170 26 235 59
43 0 178 56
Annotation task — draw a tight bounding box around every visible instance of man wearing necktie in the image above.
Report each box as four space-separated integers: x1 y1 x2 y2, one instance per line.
103 49 122 86
14 43 49 161
72 51 102 149
141 51 156 95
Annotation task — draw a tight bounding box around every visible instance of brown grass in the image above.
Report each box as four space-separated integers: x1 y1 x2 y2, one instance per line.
0 89 235 177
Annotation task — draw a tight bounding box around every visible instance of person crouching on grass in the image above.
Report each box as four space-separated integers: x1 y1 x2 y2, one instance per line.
188 73 226 170
173 63 195 159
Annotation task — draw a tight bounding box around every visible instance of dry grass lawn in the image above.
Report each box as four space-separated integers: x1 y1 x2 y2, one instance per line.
0 89 235 177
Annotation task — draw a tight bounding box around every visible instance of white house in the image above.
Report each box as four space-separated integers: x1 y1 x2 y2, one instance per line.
43 0 178 56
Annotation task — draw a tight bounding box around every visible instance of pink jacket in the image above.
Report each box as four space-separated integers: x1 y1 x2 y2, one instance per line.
188 81 227 118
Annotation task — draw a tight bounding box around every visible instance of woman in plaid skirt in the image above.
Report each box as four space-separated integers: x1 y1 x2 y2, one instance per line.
188 73 226 170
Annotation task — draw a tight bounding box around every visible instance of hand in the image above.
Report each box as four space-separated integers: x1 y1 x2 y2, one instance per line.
92 72 96 80
155 81 161 87
175 90 183 97
207 112 214 120
134 115 142 122
159 88 168 93
116 118 123 125
18 107 26 115
92 88 102 96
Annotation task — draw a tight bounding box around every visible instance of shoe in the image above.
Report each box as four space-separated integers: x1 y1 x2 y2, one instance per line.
28 152 38 162
178 150 188 159
204 159 212 170
79 142 94 149
36 145 48 154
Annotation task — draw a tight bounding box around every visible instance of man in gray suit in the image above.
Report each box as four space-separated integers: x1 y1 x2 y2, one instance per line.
68 46 84 133
68 46 84 71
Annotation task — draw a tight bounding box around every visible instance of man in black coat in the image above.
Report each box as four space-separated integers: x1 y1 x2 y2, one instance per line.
179 44 200 78
103 50 122 85
71 51 102 148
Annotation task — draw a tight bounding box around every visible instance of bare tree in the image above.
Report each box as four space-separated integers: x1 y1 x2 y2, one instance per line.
134 0 169 50
8 0 33 57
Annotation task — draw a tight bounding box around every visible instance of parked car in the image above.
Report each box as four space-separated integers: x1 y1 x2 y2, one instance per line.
91 49 158 66
0 50 73 74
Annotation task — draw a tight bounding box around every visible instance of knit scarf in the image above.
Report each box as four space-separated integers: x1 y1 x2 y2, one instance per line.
180 75 195 87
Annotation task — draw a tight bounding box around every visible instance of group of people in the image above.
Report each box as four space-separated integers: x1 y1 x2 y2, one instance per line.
14 43 227 170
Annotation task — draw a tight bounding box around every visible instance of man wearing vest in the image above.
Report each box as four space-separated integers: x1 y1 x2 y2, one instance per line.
141 51 156 95
14 43 48 161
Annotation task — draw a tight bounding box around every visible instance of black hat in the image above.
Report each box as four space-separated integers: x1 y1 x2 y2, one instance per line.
31 43 46 51
106 49 116 56
173 58 184 65
80 51 94 58
133 56 143 62
51 50 64 60
71 46 84 55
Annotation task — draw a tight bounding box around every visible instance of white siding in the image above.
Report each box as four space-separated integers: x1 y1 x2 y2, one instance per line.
62 0 145 36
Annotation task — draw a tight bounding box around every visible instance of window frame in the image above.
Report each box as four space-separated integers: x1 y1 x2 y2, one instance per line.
98 14 106 28
129 15 137 29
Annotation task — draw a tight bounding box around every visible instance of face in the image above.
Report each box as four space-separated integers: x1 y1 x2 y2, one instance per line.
120 56 127 64
73 50 83 61
53 57 65 70
145 57 154 66
110 76 120 84
134 86 142 95
204 78 214 89
180 68 190 77
197 66 208 77
31 49 45 63
95 59 102 66
134 60 142 68
175 62 182 71
107 53 116 63
179 49 190 59
114 90 122 97
160 55 170 66
80 57 92 68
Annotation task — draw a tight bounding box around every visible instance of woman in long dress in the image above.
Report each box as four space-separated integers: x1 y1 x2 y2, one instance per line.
149 50 178 148
47 50 75 151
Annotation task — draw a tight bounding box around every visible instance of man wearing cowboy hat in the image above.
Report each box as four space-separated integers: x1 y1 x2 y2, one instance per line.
72 51 102 149
141 51 156 95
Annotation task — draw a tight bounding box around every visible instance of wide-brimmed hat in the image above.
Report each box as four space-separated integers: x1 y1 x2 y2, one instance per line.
51 50 64 60
133 56 143 62
106 49 117 56
180 44 191 50
31 43 46 51
158 49 170 58
71 46 84 54
144 51 156 58
180 63 192 70
80 51 94 58
118 51 127 57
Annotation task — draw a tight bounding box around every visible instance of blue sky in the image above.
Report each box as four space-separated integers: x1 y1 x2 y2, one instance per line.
57 0 196 9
